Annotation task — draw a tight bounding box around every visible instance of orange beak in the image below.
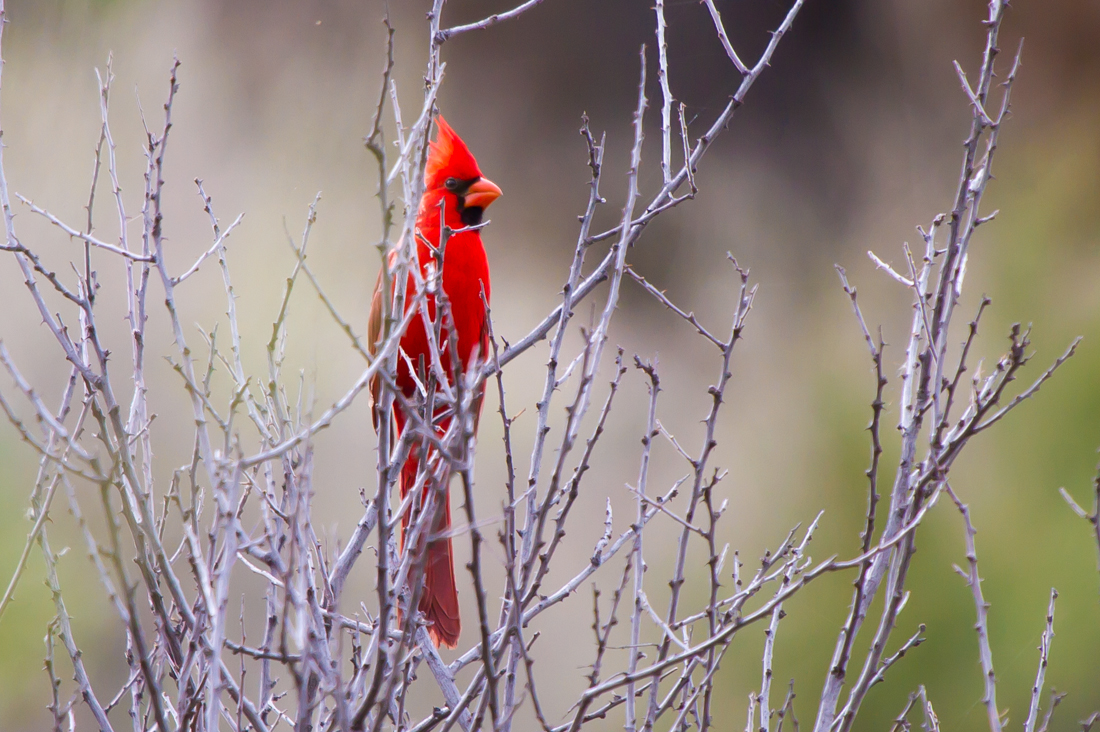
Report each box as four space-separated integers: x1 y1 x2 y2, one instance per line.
464 177 502 210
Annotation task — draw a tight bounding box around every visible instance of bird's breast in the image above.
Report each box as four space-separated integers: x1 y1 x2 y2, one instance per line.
440 233 491 363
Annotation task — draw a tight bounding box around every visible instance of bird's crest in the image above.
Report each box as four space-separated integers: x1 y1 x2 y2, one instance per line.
424 115 482 189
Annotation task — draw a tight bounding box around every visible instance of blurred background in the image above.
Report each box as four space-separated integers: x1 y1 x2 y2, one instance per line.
1 0 1098 729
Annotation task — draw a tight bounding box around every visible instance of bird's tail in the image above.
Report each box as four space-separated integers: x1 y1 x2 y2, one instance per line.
399 451 461 649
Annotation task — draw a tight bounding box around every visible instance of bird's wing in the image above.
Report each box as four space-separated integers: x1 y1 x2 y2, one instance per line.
367 265 384 427
368 241 405 429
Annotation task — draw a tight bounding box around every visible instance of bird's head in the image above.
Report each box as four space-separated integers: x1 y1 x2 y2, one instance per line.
422 115 502 229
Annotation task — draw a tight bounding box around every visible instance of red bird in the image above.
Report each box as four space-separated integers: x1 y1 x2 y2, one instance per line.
368 116 501 648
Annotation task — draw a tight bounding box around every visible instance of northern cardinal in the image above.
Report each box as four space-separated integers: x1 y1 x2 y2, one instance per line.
368 116 501 648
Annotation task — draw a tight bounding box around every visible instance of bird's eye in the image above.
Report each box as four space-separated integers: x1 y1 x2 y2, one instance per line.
444 177 460 191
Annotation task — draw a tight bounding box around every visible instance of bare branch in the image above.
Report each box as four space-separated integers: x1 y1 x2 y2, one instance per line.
1024 589 1058 732
16 194 156 262
436 0 548 42
946 484 1002 732
701 0 749 74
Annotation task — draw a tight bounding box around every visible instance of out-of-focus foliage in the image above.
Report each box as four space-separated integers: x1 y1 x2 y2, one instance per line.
0 0 1098 729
